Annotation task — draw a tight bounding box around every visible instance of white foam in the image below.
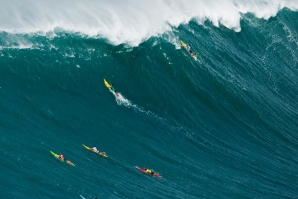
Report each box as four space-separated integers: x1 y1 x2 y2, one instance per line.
79 195 86 199
109 89 141 108
0 0 297 46
115 93 132 107
109 90 167 125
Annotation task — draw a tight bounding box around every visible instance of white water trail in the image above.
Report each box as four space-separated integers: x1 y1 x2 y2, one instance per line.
0 0 297 46
110 90 140 110
115 93 131 107
109 90 167 123
79 195 86 199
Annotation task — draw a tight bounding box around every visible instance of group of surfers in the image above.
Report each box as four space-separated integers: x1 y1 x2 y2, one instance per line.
56 80 159 177
58 146 159 176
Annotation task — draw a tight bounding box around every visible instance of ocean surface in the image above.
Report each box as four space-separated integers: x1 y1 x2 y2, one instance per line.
1 1 298 198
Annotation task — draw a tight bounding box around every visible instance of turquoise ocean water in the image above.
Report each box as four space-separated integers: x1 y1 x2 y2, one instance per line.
0 1 298 198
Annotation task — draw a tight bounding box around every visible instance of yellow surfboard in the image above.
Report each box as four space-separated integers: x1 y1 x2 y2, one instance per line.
180 40 197 59
181 40 187 47
103 78 120 97
104 79 111 89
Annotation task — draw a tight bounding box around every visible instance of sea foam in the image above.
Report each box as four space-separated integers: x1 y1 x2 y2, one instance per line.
0 0 297 46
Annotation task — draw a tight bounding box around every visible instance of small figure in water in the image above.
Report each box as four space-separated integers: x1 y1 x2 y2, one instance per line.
110 84 119 97
92 146 99 153
59 153 65 161
186 44 195 55
110 84 115 91
144 168 155 175
186 44 191 51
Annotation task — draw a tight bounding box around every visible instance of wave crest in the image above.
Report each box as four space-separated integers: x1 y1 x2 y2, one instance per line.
1 0 297 46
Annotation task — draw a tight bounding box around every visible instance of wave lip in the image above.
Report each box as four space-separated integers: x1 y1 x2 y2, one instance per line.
1 0 297 46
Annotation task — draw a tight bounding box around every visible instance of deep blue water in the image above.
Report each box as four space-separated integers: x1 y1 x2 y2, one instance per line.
1 8 298 199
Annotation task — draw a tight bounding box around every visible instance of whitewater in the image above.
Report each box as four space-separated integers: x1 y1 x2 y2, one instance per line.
0 0 297 46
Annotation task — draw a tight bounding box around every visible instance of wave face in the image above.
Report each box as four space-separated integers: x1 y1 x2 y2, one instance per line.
1 0 298 45
1 2 298 199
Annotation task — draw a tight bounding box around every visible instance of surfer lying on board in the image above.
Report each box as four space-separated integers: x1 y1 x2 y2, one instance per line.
144 168 157 175
55 152 74 165
92 146 106 155
92 146 99 153
59 153 65 161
